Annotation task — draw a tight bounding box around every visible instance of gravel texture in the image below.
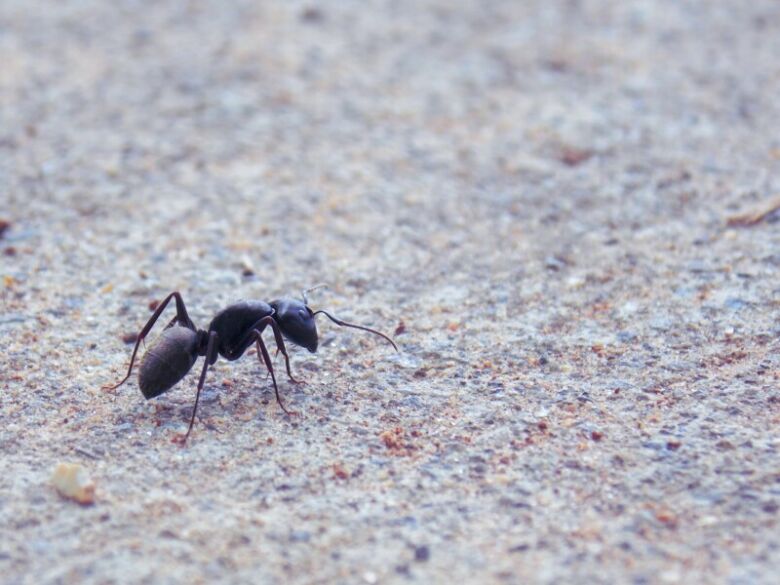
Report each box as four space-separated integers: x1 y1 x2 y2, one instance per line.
2 1 780 583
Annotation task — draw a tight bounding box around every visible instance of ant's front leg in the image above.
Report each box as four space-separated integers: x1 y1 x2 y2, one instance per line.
252 330 298 416
102 291 195 391
262 317 303 385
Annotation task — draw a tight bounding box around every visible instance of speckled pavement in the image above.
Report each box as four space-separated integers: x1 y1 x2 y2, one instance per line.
1 1 779 583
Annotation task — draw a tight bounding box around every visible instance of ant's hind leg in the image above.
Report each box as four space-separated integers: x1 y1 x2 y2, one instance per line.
253 331 297 416
102 291 195 391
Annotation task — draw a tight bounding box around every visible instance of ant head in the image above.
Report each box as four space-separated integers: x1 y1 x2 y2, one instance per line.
270 298 318 353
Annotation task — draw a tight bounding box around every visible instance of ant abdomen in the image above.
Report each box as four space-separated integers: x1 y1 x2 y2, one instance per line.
139 325 199 399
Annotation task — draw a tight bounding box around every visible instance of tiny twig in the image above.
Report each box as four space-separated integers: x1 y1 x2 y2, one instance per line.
73 446 103 460
727 194 780 227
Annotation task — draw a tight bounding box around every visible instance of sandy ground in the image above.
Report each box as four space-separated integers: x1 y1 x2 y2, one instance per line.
2 1 779 583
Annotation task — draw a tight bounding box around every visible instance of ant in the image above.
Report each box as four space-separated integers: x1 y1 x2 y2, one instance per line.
103 287 398 442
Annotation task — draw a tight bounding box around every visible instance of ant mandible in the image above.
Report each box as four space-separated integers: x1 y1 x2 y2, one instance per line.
103 286 398 442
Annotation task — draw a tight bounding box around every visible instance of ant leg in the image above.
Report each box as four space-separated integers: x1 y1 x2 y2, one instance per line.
103 291 195 391
262 318 302 384
265 350 279 381
226 316 301 384
253 330 296 416
162 315 179 330
180 331 219 443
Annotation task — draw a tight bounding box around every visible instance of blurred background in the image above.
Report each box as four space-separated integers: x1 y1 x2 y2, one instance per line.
2 1 779 583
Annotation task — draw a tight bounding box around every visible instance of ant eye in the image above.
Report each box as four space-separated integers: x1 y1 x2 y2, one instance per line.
298 309 307 320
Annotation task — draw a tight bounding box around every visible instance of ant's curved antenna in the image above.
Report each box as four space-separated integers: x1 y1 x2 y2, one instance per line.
301 283 328 305
312 309 398 351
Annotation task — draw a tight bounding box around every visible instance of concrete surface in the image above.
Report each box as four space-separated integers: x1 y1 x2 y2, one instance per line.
1 1 779 583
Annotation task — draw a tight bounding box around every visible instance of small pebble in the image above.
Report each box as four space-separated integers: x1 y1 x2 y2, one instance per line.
414 545 430 562
51 463 96 505
121 332 138 344
240 255 255 277
544 256 566 271
300 7 324 23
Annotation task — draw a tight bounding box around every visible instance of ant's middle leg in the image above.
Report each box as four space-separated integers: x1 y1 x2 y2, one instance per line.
225 316 302 384
103 291 195 391
176 330 219 444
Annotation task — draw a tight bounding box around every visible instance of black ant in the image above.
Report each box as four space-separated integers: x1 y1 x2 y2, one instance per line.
104 287 398 442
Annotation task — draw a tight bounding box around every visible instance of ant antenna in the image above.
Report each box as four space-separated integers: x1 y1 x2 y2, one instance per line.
312 310 398 351
301 283 328 305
